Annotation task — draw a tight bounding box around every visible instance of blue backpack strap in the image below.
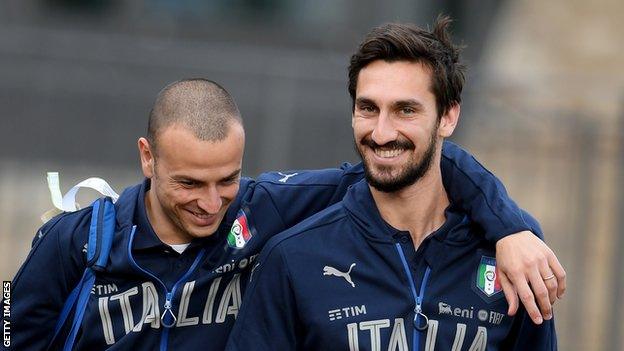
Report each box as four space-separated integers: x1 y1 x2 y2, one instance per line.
47 197 116 350
86 197 116 271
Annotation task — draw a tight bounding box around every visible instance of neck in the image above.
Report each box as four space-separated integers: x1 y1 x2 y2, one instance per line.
370 161 449 248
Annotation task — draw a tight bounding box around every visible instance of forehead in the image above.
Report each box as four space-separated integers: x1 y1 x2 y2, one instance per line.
356 60 434 103
154 124 244 179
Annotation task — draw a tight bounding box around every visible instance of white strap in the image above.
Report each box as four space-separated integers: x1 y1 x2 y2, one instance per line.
47 172 64 211
46 172 120 212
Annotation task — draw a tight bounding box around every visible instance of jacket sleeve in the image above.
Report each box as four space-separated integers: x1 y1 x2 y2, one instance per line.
440 141 532 243
3 211 90 350
246 163 364 232
249 140 531 243
225 242 299 351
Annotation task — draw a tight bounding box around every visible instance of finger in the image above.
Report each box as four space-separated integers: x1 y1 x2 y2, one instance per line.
538 259 558 306
528 267 552 321
547 251 567 299
499 272 518 316
513 274 543 324
543 275 558 306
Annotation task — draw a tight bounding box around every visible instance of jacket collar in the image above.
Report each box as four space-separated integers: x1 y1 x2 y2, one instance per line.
343 179 472 245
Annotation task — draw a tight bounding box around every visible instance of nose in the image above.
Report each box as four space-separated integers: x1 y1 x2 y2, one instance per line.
371 113 398 145
197 186 223 214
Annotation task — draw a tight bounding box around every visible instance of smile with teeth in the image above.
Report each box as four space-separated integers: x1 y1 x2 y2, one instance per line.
188 209 212 219
373 147 406 158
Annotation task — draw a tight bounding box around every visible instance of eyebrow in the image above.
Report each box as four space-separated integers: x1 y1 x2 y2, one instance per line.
355 97 376 106
392 99 425 111
356 97 425 111
221 169 242 181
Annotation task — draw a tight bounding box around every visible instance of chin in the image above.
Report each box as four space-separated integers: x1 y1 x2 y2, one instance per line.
369 166 404 181
175 221 216 239
188 227 219 238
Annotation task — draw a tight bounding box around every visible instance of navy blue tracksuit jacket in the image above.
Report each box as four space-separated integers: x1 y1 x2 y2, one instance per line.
6 142 533 350
226 180 556 351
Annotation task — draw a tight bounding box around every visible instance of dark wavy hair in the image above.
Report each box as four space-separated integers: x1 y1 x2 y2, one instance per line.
348 15 466 118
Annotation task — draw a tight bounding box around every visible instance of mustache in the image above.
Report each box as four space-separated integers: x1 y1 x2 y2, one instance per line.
359 136 415 150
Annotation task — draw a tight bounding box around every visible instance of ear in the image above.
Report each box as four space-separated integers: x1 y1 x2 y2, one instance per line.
138 137 155 178
438 103 460 138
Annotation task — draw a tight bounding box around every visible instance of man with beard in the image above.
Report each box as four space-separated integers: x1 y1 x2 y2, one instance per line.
226 17 556 350
7 78 562 348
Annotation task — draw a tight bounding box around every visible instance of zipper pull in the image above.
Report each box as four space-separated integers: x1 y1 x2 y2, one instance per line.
414 300 429 331
161 292 177 328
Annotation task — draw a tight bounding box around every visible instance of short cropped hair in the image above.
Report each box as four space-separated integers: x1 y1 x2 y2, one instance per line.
147 78 242 153
348 15 466 118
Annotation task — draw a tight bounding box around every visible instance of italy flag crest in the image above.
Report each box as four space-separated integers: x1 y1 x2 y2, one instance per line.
227 210 252 249
477 256 502 297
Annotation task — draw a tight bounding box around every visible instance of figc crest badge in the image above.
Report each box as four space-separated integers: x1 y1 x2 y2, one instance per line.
227 210 252 249
476 256 502 297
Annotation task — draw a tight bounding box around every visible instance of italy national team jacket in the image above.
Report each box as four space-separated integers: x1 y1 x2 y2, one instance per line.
226 179 557 351
6 142 534 351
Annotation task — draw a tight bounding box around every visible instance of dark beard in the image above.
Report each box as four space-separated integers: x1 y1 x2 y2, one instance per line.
356 128 437 193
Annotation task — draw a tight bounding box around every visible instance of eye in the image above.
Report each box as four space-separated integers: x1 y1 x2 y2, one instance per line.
357 104 377 115
179 179 196 187
400 106 416 115
221 177 240 186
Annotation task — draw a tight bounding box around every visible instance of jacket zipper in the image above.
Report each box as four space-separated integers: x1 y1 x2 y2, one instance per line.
127 225 207 351
395 243 432 351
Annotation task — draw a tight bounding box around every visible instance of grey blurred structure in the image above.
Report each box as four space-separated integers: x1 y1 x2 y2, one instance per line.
1 0 622 350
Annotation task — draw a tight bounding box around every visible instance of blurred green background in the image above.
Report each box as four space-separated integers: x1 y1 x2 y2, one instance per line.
1 0 622 349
